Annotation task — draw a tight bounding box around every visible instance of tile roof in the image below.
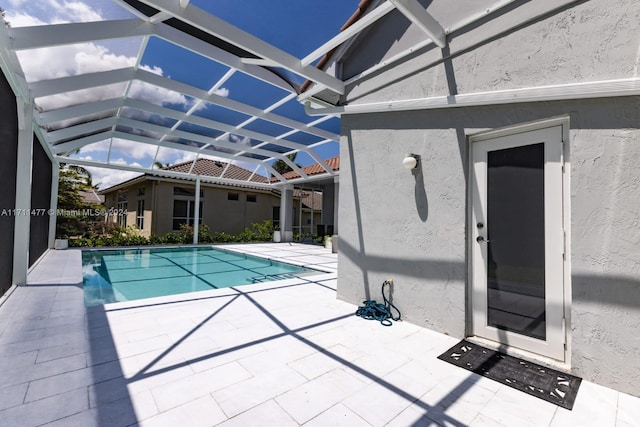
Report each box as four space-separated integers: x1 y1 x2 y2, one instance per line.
100 157 339 193
165 159 269 183
294 189 323 210
79 190 105 205
280 156 340 180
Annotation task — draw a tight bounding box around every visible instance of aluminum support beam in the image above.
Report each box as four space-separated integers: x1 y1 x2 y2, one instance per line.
280 184 294 242
135 68 339 141
141 0 345 94
301 1 396 67
36 98 124 125
51 131 111 155
193 175 200 244
29 68 134 98
48 164 59 249
389 0 447 48
333 176 339 236
9 20 153 50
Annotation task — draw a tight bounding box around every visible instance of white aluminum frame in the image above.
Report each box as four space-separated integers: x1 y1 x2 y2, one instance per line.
0 0 453 188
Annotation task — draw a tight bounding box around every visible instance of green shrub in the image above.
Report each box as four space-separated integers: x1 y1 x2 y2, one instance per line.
68 237 93 247
67 219 277 247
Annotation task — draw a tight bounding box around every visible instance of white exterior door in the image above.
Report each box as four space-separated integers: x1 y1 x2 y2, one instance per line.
470 124 566 361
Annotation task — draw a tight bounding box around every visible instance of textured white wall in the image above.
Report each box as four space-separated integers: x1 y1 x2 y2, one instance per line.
339 96 640 396
336 0 640 396
343 0 640 102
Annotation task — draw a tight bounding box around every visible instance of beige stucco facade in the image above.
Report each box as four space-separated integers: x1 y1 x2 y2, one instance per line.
102 178 282 237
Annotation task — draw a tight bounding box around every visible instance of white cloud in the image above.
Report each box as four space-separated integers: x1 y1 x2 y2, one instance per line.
110 158 143 168
49 0 103 23
7 0 102 26
9 2 228 112
128 80 191 109
110 139 157 160
8 1 235 186
87 166 142 190
5 11 45 27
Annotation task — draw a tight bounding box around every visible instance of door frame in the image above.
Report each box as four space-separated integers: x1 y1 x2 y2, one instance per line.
466 116 572 364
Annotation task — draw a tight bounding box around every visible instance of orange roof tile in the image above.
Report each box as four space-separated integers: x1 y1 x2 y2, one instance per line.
165 158 268 183
279 156 340 180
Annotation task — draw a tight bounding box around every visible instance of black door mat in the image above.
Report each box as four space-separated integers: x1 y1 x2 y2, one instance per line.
437 340 582 410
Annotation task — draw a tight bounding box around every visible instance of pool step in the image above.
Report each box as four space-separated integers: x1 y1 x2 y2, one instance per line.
250 273 298 283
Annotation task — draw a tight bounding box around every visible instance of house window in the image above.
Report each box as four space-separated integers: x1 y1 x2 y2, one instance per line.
117 192 127 228
172 200 203 231
136 199 144 229
172 186 204 230
247 194 257 203
228 193 239 201
272 206 280 227
137 187 145 196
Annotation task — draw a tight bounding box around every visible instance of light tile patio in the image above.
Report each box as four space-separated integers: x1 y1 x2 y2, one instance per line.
0 243 638 426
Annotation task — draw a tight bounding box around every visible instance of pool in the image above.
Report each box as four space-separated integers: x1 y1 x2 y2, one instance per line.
82 246 321 306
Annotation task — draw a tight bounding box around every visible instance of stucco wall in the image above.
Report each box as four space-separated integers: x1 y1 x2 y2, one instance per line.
336 0 640 396
339 119 467 336
340 97 640 396
105 180 281 236
343 0 639 103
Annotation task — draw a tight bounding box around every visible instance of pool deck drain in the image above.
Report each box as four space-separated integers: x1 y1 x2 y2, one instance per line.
0 243 638 426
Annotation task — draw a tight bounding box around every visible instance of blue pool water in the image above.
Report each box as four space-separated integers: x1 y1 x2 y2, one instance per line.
82 246 319 306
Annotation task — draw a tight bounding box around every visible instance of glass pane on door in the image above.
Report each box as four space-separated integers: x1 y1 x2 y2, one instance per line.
486 143 546 339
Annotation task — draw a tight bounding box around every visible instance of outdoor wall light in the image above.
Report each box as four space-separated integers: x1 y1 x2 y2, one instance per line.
403 153 419 170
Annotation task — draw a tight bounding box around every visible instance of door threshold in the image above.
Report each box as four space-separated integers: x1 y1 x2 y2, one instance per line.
465 335 571 372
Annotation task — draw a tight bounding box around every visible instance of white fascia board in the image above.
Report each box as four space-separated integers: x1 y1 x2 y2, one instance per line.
59 156 275 189
305 78 640 115
45 117 117 144
389 0 446 48
51 131 112 154
123 98 311 152
9 20 153 50
301 1 396 67
29 68 135 98
141 0 345 94
36 98 124 124
135 68 340 141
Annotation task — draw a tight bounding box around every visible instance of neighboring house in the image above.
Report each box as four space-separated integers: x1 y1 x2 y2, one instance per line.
100 158 338 238
303 1 640 397
284 156 340 237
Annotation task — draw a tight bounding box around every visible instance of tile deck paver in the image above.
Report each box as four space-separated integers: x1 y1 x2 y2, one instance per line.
0 243 638 426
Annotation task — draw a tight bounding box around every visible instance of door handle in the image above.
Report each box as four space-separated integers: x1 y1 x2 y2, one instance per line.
476 236 490 243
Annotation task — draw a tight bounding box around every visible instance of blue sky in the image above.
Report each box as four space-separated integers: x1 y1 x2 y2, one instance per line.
4 0 357 188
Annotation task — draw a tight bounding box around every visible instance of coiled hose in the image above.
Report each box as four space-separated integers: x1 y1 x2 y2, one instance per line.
355 280 402 326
